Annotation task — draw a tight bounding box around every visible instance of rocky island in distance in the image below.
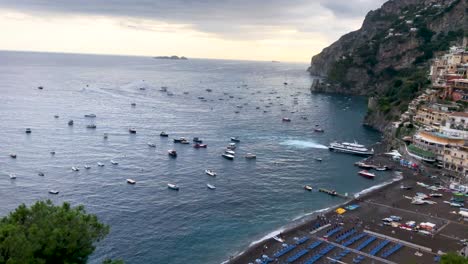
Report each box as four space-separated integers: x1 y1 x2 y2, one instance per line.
153 55 188 60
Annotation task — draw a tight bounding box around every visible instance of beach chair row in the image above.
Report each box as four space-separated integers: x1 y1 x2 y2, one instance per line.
307 240 323 250
286 249 309 263
303 244 336 264
369 240 390 256
353 255 365 263
330 249 351 263
355 236 376 251
335 228 357 242
273 244 297 258
295 236 309 245
342 233 366 247
325 226 343 237
381 244 403 258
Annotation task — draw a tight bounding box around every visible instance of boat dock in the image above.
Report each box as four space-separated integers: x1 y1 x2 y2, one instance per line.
318 188 349 199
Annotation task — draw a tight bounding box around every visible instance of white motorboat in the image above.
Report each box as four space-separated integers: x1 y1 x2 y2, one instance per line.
225 150 235 155
207 184 216 190
227 143 236 150
84 165 91 169
168 150 177 157
314 157 322 162
97 162 104 167
127 179 136 184
49 190 59 194
304 185 313 191
222 153 235 160
9 173 16 179
230 137 240 142
245 153 256 159
110 160 118 165
71 166 79 172
148 142 156 147
429 193 443 198
358 170 375 179
168 183 179 191
205 170 217 177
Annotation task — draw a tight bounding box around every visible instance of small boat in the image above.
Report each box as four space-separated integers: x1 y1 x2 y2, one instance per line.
180 140 190 144
110 160 118 165
227 143 236 150
193 143 207 148
9 153 17 159
358 170 375 179
38 172 45 176
225 150 235 155
183 91 189 94
167 92 174 96
205 170 217 177
127 179 136 184
68 120 74 126
234 111 240 114
230 137 240 142
207 184 216 190
25 128 31 134
139 87 146 90
103 133 108 139
97 162 105 167
148 142 156 147
167 183 179 191
245 153 256 159
400 185 413 190
50 151 56 155
84 165 91 169
86 124 97 129
304 185 313 191
9 173 16 179
206 88 213 92
71 166 79 171
193 137 203 143
37 86 43 90
54 115 59 119
282 117 291 122
131 102 136 107
84 114 96 118
160 131 169 137
355 162 373 169
222 153 235 160
273 236 284 243
375 166 388 171
128 128 137 134
173 137 188 143
168 150 177 157
314 128 324 133
49 190 59 195
429 193 443 198
160 86 168 92
314 157 322 162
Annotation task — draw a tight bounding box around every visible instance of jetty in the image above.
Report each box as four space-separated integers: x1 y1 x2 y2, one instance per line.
318 188 349 199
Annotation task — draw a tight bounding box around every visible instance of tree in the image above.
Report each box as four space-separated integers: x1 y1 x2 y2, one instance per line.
441 252 468 264
0 200 110 264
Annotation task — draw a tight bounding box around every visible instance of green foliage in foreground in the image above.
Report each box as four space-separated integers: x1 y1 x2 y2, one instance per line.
441 252 468 264
0 200 110 264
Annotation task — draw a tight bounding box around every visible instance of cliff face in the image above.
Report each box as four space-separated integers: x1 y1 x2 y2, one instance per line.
308 0 466 131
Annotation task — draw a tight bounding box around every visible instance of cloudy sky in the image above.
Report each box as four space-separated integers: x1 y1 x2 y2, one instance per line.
0 0 386 62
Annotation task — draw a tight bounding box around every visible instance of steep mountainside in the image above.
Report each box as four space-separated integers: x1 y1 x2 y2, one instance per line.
308 0 466 131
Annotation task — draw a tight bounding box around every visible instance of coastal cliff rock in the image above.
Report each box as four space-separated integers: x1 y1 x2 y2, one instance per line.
308 0 466 131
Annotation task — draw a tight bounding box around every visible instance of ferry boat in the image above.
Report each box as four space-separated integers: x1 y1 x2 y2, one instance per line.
358 170 375 179
328 141 374 156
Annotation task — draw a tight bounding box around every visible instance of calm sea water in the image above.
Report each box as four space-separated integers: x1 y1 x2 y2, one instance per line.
0 51 390 264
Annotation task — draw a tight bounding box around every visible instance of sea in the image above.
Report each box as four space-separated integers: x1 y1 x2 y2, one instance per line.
0 51 394 264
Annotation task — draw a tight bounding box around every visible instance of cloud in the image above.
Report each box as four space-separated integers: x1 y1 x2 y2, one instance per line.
0 0 386 40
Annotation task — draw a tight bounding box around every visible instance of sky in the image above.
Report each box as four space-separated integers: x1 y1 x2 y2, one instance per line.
0 0 386 62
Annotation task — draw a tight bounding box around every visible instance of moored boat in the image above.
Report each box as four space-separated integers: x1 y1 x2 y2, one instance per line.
173 137 188 143
84 165 91 169
68 120 74 126
84 114 96 118
25 128 31 134
49 190 59 194
230 137 240 142
227 143 236 150
314 157 322 162
304 185 313 191
168 149 177 157
245 153 256 159
9 153 17 159
354 161 373 169
225 150 235 155
160 131 169 137
222 153 235 160
205 169 217 177
282 117 291 122
167 183 179 191
86 124 97 129
148 142 156 147
110 160 118 165
97 162 105 167
71 166 79 171
9 173 16 179
38 172 45 176
193 143 207 148
128 128 137 134
127 179 136 184
358 170 375 179
193 137 203 143
314 128 324 133
207 184 216 190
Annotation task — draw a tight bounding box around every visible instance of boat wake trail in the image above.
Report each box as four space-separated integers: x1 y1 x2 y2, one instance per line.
280 140 328 149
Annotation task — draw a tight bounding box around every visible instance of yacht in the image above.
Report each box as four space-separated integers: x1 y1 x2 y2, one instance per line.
304 185 313 191
110 160 118 165
9 173 16 179
148 142 156 147
222 153 235 160
193 143 207 148
97 162 105 167
245 153 256 159
71 166 79 172
128 128 137 134
49 190 59 195
282 117 291 122
205 169 217 177
225 150 235 155
227 143 236 150
84 165 91 169
193 137 203 143
314 128 324 133
207 184 216 190
160 131 169 137
328 141 374 156
168 150 177 157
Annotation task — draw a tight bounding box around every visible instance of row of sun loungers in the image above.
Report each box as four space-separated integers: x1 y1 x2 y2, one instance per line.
286 249 309 263
335 228 357 242
273 244 296 258
303 244 336 264
381 244 403 258
342 233 366 247
369 240 390 256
